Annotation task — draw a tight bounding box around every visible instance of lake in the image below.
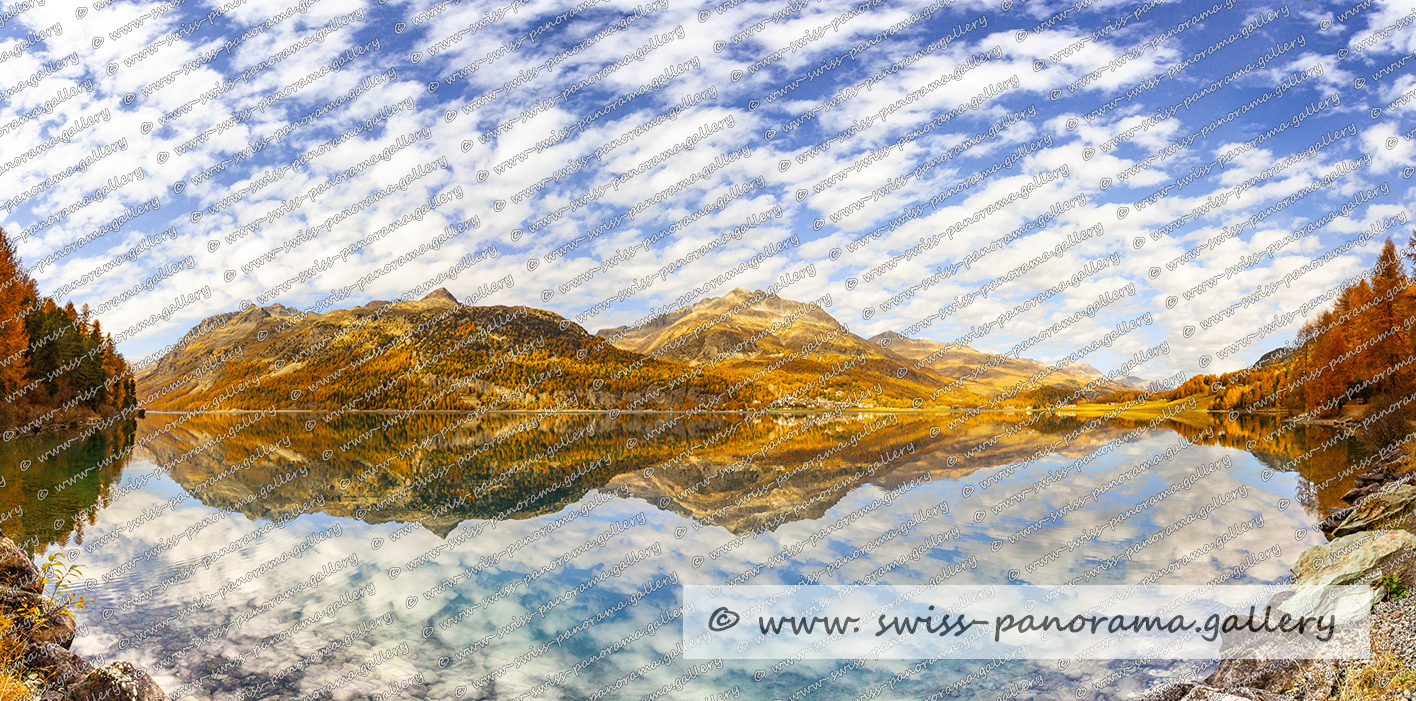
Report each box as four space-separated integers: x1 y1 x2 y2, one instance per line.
0 411 1364 701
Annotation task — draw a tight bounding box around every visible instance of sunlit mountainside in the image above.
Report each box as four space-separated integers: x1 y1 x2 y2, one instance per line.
136 288 766 412
136 287 1137 413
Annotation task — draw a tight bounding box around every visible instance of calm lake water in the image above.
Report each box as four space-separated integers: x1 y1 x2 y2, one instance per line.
0 412 1364 701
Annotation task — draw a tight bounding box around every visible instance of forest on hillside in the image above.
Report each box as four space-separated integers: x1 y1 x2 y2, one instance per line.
1097 236 1416 451
0 226 136 429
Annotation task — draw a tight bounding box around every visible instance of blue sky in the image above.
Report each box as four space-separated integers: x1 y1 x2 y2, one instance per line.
2 0 1414 382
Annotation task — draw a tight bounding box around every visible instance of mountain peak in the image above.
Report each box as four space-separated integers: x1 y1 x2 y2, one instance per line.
421 288 459 305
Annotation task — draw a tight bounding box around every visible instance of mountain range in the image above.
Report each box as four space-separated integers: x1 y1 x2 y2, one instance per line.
135 287 1136 412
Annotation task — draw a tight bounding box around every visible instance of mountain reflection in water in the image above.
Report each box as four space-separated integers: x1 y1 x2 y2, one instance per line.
0 412 1364 701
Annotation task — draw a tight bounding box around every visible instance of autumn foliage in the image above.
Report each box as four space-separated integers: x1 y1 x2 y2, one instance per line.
0 226 136 428
1158 237 1416 430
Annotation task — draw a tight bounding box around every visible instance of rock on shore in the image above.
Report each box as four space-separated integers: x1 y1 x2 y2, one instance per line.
0 535 166 701
1140 461 1416 701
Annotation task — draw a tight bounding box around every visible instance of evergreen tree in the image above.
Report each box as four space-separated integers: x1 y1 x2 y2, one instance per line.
0 227 132 426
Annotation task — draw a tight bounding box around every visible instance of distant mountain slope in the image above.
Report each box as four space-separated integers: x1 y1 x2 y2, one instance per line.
598 289 1126 405
868 330 1126 397
139 287 1145 413
136 289 766 412
597 288 984 408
